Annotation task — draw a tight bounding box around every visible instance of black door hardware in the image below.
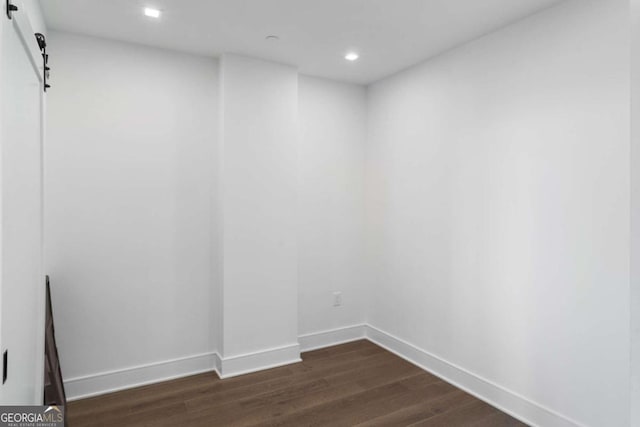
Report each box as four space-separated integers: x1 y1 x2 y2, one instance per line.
6 0 17 19
35 33 50 92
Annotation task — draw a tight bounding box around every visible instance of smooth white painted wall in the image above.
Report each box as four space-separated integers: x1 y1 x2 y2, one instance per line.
632 0 640 423
365 1 630 426
298 76 367 336
21 0 46 36
219 54 299 359
45 32 219 383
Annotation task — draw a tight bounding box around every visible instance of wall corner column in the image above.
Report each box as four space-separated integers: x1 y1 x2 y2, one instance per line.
216 54 300 378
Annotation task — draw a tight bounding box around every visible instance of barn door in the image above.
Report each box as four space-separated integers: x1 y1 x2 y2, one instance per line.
0 0 45 405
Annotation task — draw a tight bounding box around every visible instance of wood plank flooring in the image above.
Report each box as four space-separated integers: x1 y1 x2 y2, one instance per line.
67 340 527 426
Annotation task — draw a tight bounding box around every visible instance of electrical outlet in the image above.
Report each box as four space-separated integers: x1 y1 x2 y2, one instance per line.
333 291 342 307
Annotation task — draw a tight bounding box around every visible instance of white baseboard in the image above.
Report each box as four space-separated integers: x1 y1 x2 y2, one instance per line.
298 324 367 352
213 353 222 378
65 352 218 401
64 343 301 399
65 324 585 427
364 325 584 427
219 343 301 379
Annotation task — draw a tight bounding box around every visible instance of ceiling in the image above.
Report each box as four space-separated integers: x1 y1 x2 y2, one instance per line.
40 0 564 85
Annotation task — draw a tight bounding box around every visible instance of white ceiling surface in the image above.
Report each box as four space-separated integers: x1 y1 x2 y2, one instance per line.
40 0 564 84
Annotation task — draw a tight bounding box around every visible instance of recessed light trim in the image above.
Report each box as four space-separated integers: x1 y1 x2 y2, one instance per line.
265 35 280 41
345 52 359 61
144 7 161 18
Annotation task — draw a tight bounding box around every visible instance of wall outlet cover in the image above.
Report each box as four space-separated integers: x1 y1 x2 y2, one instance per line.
333 292 343 307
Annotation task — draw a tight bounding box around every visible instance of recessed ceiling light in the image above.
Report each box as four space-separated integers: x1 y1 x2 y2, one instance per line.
345 52 359 61
144 7 161 18
265 35 280 41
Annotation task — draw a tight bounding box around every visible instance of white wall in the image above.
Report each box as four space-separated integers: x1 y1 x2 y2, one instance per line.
632 0 640 424
298 76 367 338
45 32 219 398
41 2 637 423
365 0 630 426
22 0 46 36
218 54 299 373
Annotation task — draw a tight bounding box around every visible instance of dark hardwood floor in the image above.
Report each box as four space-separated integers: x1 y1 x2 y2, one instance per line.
67 340 527 426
